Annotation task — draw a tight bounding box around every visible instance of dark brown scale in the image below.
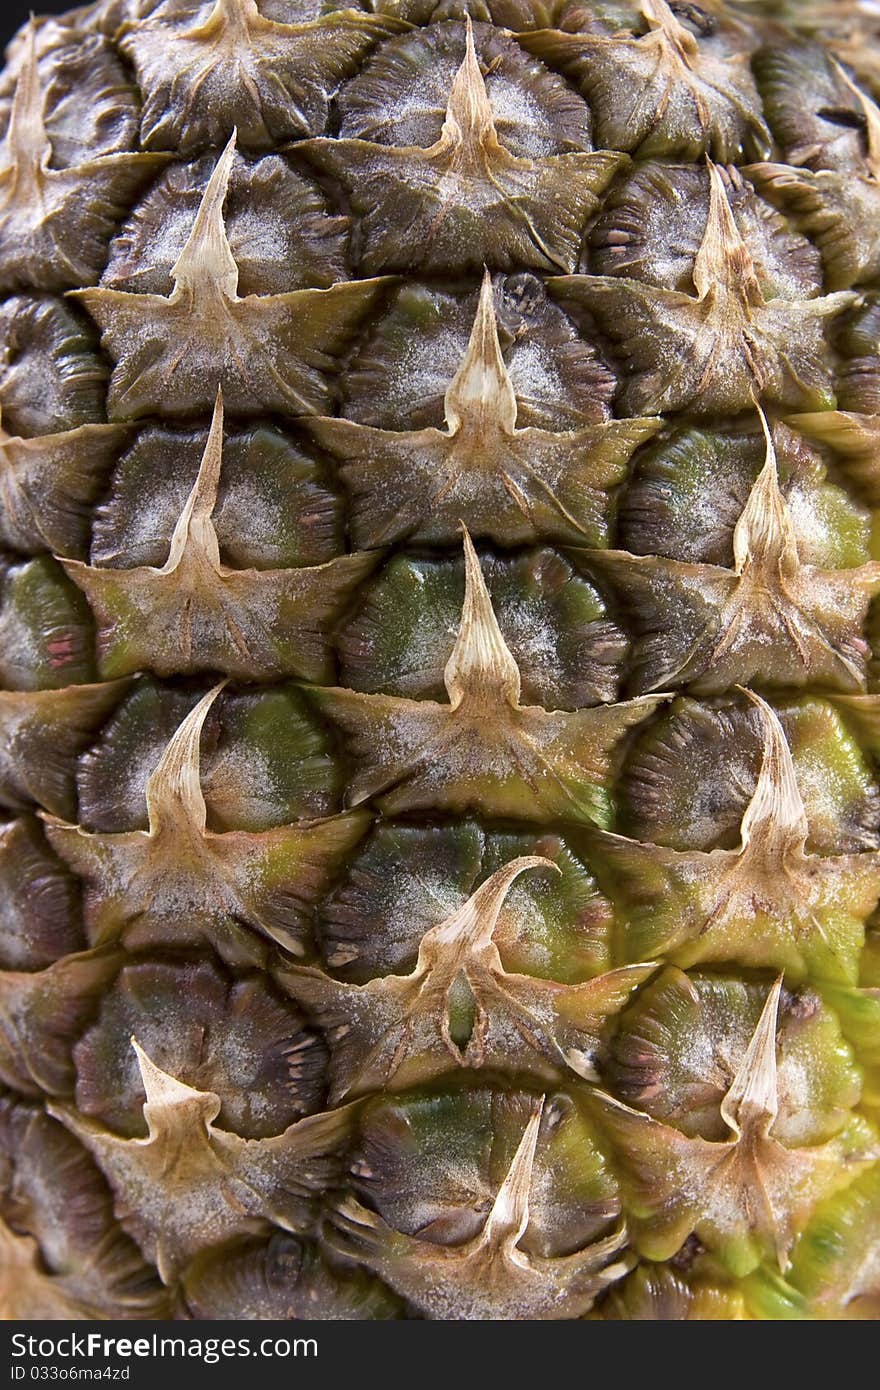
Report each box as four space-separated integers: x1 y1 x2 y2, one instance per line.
817 107 870 132
0 296 107 436
669 3 714 35
0 30 141 160
0 1094 169 1317
0 816 84 970
182 1231 404 1319
73 957 329 1138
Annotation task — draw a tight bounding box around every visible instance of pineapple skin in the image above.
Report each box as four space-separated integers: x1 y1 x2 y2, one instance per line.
0 0 879 1322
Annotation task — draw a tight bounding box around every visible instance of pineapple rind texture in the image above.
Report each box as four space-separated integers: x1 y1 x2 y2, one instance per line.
0 0 879 1321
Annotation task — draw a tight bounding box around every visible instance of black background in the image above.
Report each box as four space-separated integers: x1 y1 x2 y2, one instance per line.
3 1 76 46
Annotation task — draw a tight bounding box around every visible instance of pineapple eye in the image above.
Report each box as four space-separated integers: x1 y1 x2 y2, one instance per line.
0 818 83 970
350 1087 619 1261
181 1232 402 1321
101 153 350 299
589 162 822 297
618 694 880 854
0 1098 169 1318
76 680 341 834
604 968 861 1146
0 296 105 436
72 958 328 1140
0 30 139 164
91 422 344 573
0 556 95 691
337 549 626 710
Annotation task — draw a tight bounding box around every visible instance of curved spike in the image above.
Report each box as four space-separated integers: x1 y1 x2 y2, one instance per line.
693 160 763 305
641 0 699 57
431 856 559 949
131 1036 217 1117
188 0 262 39
737 689 809 859
163 387 224 573
144 684 226 838
55 1034 347 1285
170 133 239 301
436 16 500 162
4 21 51 185
830 58 880 178
479 1098 545 1252
444 270 517 436
719 976 784 1140
732 407 800 579
444 527 522 710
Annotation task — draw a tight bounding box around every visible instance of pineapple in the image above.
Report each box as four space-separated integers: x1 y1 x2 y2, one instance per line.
1 0 880 1322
